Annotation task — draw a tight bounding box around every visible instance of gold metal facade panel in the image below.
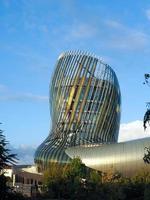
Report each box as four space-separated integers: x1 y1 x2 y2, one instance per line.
34 51 121 171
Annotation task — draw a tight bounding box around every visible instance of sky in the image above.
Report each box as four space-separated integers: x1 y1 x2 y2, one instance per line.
1 0 150 162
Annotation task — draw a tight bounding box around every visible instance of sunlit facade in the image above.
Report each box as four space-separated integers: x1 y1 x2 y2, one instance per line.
66 137 150 176
34 51 121 171
35 51 150 176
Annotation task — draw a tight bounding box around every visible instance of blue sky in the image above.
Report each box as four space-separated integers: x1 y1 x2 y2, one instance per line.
1 0 150 148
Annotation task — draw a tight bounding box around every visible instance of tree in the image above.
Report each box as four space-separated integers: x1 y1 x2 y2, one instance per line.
0 125 18 199
65 157 87 179
143 147 150 164
0 128 17 172
42 158 150 199
143 74 150 130
43 157 88 199
89 169 102 184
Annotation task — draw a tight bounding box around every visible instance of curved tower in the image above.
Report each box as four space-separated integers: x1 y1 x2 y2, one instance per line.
34 51 121 171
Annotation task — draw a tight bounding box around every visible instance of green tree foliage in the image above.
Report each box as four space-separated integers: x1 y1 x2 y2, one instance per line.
43 157 88 199
43 162 64 185
0 128 17 172
89 170 102 184
64 157 87 179
42 158 150 200
143 147 150 164
0 126 26 200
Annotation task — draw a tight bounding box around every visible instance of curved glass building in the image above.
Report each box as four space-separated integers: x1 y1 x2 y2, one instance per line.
34 51 121 171
35 51 150 175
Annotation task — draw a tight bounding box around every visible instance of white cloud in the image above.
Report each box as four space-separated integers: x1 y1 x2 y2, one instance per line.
111 31 148 50
2 44 50 71
105 19 149 50
10 144 36 165
64 19 149 50
0 93 48 102
105 20 123 29
70 23 97 39
118 120 150 142
0 85 48 102
146 9 150 20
